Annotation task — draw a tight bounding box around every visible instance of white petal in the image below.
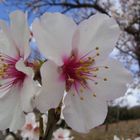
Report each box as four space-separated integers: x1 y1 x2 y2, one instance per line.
35 60 65 112
32 13 77 65
77 13 120 62
0 20 19 57
15 58 34 77
9 102 25 131
25 112 36 124
10 10 31 59
90 58 132 100
20 77 40 112
63 92 107 133
0 79 15 98
114 135 120 140
53 128 71 138
0 85 24 130
5 135 15 140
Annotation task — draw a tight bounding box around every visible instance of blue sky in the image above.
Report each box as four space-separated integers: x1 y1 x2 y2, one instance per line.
0 1 35 23
0 1 63 23
0 2 12 21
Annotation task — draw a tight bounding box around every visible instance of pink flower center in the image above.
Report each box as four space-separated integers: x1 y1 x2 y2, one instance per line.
0 53 26 91
58 134 64 138
25 123 33 131
60 48 109 97
33 126 40 134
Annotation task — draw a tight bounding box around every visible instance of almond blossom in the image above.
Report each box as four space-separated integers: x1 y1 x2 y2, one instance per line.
52 128 74 140
0 11 39 130
113 135 124 140
32 13 131 132
5 134 15 140
21 113 47 140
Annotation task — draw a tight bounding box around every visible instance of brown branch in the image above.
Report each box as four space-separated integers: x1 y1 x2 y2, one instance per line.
116 45 136 59
25 0 109 15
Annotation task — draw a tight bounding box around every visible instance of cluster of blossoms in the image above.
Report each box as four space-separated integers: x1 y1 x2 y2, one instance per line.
21 113 47 140
0 11 39 130
0 10 131 137
52 128 74 140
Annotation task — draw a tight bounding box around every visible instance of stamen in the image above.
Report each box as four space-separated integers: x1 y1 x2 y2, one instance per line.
95 47 99 50
93 93 96 97
94 82 98 85
80 88 83 93
104 66 109 69
96 53 100 56
0 52 26 92
104 78 108 81
80 97 84 100
60 48 109 98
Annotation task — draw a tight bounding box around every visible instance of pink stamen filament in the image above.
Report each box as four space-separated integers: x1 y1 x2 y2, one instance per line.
0 52 26 92
59 46 109 99
60 50 99 94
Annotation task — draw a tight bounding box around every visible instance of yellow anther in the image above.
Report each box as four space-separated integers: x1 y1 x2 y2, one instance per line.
95 82 98 85
96 53 100 56
95 47 99 50
83 69 90 73
82 63 91 67
94 82 98 85
94 67 99 71
80 67 87 71
89 59 95 63
80 88 83 93
88 57 94 60
93 93 96 97
104 78 108 81
0 58 4 61
0 69 5 74
3 63 8 67
2 68 6 72
88 57 92 60
0 75 5 78
79 60 84 63
104 66 109 69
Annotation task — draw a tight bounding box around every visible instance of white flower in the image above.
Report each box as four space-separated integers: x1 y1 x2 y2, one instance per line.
52 128 73 140
5 134 15 140
21 113 39 140
21 113 47 140
113 135 133 140
32 13 131 132
113 135 126 140
0 10 39 130
114 135 121 140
